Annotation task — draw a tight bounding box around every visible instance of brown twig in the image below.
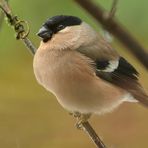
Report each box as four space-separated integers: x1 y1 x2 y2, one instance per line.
0 0 36 54
74 0 148 69
0 0 9 30
72 112 107 148
81 121 106 148
108 0 118 19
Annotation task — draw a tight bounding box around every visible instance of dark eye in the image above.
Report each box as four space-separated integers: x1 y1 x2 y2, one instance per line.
57 24 65 31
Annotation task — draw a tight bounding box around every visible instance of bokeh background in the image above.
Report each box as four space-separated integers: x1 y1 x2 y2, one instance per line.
0 0 148 148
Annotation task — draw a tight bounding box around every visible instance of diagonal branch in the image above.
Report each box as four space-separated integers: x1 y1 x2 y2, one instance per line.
81 121 107 148
0 0 9 31
0 0 36 54
74 0 148 69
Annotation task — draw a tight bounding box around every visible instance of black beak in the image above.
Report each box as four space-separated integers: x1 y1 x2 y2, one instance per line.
37 26 53 42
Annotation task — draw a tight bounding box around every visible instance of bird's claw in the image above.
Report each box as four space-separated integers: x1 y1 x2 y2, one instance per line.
75 117 88 130
69 112 91 130
69 112 81 119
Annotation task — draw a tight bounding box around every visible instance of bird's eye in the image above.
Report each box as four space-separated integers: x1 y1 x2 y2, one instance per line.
57 25 65 30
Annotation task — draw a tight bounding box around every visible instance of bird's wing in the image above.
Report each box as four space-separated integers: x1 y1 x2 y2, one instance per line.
76 38 148 107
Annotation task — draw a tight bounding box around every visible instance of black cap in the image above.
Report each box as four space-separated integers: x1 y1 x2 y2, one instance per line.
37 15 82 42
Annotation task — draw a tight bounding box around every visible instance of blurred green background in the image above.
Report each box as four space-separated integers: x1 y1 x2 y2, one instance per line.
0 0 148 148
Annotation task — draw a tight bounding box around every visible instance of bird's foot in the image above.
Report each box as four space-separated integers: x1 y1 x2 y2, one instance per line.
70 112 91 130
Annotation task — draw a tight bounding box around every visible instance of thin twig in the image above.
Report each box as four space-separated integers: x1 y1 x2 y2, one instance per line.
0 0 36 55
0 0 11 14
74 0 148 69
72 112 107 148
108 0 118 19
82 121 106 148
101 0 118 43
23 38 36 54
0 0 9 31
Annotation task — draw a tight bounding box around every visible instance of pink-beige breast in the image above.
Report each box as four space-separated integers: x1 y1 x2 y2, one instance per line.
33 48 126 114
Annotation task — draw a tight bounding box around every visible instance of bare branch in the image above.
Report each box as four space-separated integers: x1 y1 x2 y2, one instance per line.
74 0 148 69
0 0 9 31
0 0 11 13
108 0 118 19
0 0 36 54
81 121 107 148
72 112 107 148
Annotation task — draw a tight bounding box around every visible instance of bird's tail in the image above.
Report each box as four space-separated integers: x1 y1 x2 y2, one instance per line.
124 80 148 107
113 75 148 107
129 83 148 107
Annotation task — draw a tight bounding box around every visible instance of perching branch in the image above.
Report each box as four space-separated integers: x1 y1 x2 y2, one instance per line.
74 0 148 69
81 121 106 148
72 112 107 148
0 0 36 54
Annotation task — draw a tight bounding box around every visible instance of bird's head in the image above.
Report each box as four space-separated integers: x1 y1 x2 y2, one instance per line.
37 15 82 42
37 15 97 50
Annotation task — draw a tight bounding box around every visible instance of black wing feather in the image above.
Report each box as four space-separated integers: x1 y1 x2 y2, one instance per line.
95 57 139 81
114 57 139 80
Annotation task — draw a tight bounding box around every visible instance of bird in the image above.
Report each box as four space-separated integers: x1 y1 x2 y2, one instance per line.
33 15 148 123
